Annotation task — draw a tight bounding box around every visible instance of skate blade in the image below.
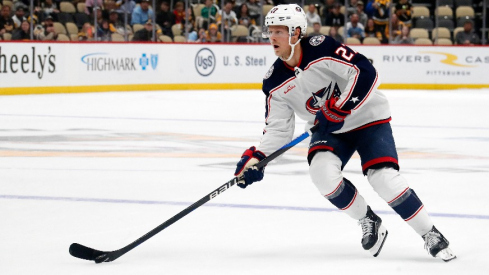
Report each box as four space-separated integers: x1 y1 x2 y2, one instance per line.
436 247 457 262
369 225 388 257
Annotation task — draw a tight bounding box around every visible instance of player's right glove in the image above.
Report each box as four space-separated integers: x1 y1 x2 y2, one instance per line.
234 146 266 189
314 97 351 134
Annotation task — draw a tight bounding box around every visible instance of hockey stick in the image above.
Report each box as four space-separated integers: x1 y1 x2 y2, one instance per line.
69 124 318 264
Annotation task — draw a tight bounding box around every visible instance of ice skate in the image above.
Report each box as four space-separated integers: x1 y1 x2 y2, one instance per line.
358 206 388 257
422 226 456 262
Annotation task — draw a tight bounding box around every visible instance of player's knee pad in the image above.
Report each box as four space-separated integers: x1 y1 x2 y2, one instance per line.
367 167 408 202
309 152 361 212
309 151 343 196
367 168 424 221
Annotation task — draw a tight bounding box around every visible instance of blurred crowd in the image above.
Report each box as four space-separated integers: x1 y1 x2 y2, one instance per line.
0 0 487 44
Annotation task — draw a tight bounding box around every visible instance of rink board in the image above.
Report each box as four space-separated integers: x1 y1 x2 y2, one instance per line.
0 41 488 95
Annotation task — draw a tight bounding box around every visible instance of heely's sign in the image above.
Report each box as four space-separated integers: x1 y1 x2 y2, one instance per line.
0 46 56 79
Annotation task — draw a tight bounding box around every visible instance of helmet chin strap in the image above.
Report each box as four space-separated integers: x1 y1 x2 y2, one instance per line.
280 36 301 62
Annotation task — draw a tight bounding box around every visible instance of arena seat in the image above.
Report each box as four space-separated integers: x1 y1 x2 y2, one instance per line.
434 38 453 45
412 6 430 18
414 37 433 45
435 6 453 18
60 2 77 13
111 33 125 42
56 33 70 41
159 35 173 42
362 37 381 45
173 35 187 42
346 37 361 44
410 28 430 39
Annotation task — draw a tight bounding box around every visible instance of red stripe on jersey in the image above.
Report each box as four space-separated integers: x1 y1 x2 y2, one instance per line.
265 76 296 123
283 50 303 71
405 205 424 221
349 118 392 132
362 157 398 171
388 187 410 204
308 145 334 155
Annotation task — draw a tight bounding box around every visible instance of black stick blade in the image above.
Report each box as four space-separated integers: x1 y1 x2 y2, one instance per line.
69 243 109 263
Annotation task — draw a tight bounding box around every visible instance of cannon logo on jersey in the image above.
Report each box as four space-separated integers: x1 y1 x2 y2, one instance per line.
309 35 325 46
305 82 342 114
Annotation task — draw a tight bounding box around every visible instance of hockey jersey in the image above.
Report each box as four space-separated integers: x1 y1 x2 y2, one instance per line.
258 35 391 156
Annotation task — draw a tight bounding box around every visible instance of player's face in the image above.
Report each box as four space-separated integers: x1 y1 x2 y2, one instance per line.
267 26 291 58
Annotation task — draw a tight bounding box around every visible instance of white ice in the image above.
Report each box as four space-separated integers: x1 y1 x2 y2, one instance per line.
1 89 489 274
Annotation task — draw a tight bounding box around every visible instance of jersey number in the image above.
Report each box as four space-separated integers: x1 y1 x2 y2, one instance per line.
335 46 356 62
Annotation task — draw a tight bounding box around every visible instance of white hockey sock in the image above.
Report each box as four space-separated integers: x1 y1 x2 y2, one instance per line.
342 192 368 220
406 207 434 236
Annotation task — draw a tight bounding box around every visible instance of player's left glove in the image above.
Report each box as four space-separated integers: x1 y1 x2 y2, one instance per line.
315 97 351 134
234 146 266 189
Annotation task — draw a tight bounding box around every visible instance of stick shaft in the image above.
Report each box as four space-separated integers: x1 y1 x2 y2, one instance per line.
76 125 317 262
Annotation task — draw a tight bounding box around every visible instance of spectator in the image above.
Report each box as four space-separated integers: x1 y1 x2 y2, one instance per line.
346 0 359 17
183 6 195 27
246 0 261 20
205 23 221 42
201 0 218 23
346 13 365 39
365 0 376 17
196 27 206 42
308 21 322 36
109 9 132 35
455 20 480 45
12 6 26 29
305 4 321 27
365 18 386 43
322 0 337 23
85 0 104 17
328 26 344 43
393 25 413 44
372 0 390 32
185 21 198 41
385 13 402 41
0 5 15 38
156 1 174 38
173 1 185 25
37 16 57 41
325 4 344 27
97 19 112 41
13 0 29 11
356 1 368 27
132 19 160 41
237 3 256 29
41 0 59 22
116 0 136 20
12 19 31 40
131 0 154 25
78 22 95 41
217 1 237 41
395 0 412 27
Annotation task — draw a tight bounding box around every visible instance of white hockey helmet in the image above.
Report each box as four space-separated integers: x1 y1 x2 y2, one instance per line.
263 4 307 39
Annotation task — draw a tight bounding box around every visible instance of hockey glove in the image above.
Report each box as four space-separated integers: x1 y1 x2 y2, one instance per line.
234 146 266 189
315 97 351 134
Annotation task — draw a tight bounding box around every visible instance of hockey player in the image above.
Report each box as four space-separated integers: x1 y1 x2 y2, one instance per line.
234 4 456 261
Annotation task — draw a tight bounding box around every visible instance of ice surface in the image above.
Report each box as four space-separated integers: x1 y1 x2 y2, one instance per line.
1 89 488 274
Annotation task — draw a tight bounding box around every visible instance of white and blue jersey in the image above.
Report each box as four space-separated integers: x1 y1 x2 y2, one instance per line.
258 35 391 157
